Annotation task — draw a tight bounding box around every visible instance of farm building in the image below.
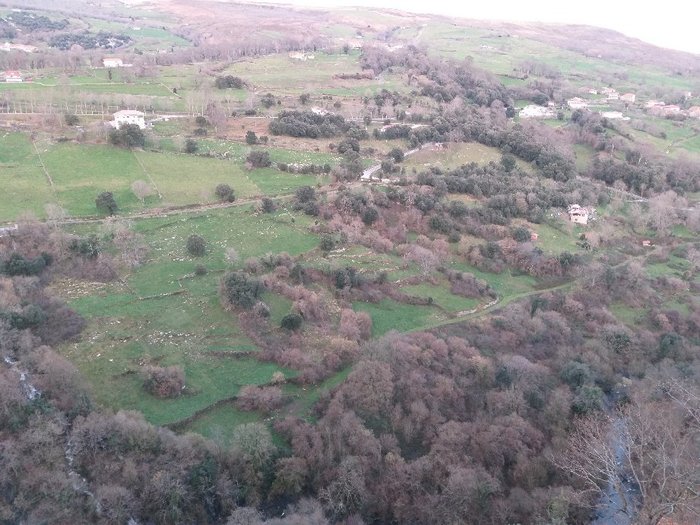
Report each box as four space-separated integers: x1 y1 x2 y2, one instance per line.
649 104 681 117
112 110 146 129
568 204 592 225
567 97 588 109
601 87 619 100
3 70 22 83
0 42 37 53
530 231 539 241
620 93 636 103
686 106 700 118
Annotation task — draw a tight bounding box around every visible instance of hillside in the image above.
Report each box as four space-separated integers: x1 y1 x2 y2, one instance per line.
0 1 698 524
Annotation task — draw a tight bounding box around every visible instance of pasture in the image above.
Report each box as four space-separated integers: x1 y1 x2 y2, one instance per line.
0 133 55 220
403 142 506 170
59 204 320 426
0 134 335 222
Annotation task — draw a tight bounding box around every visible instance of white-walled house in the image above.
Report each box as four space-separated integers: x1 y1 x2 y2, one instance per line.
103 57 124 68
3 70 22 83
112 110 146 129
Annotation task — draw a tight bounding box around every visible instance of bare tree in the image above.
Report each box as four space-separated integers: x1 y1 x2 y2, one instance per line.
557 386 700 525
130 180 154 205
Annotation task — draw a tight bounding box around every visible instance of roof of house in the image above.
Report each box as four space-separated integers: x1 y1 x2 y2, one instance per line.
114 109 145 117
4 70 21 76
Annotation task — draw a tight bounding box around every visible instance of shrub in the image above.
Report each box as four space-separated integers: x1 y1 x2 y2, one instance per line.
280 313 303 331
194 264 207 276
65 113 79 126
512 227 531 242
108 124 145 148
184 138 198 154
221 271 264 309
245 130 258 145
215 183 235 202
388 147 404 162
362 207 379 226
186 234 206 257
142 365 185 398
195 116 208 127
236 385 284 413
319 234 336 252
295 186 316 203
95 191 118 215
69 236 101 259
215 75 245 89
1 253 49 276
261 197 276 213
246 150 272 168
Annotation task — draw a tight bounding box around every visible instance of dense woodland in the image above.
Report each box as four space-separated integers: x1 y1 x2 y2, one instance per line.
1 3 699 525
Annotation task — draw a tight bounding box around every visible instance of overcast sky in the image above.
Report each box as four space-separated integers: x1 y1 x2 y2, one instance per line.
259 0 700 54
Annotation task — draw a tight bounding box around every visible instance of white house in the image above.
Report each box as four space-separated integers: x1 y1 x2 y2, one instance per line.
601 87 619 100
3 70 22 83
620 93 636 104
112 110 146 129
567 97 589 109
103 57 124 68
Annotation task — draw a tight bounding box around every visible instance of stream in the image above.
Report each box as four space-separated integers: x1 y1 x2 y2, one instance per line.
3 355 103 517
591 395 640 524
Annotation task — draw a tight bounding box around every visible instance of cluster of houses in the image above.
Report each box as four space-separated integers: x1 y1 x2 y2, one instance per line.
645 99 700 119
521 84 699 122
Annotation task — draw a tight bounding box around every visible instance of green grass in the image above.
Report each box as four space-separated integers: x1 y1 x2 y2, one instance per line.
645 255 690 279
60 205 320 426
447 262 538 298
403 142 505 170
399 281 479 312
610 303 645 326
41 143 146 216
312 246 408 278
134 150 261 204
353 298 445 336
528 222 583 254
180 404 264 445
246 167 326 195
0 133 55 221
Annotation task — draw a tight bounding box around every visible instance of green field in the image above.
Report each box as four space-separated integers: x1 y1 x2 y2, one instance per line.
354 298 445 336
399 281 480 312
0 133 55 220
0 136 340 221
60 205 320 426
403 142 509 170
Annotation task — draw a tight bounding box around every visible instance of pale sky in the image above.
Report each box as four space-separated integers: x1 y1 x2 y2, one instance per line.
260 0 700 54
